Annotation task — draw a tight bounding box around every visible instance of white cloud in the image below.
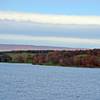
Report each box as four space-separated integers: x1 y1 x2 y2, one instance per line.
0 11 100 25
0 34 100 46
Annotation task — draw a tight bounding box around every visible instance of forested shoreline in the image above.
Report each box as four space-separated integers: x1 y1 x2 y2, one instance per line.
0 49 100 68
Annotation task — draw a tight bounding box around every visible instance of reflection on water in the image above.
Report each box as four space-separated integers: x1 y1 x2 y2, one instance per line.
0 63 100 100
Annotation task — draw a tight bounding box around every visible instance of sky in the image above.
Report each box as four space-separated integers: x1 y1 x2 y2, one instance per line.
0 0 100 48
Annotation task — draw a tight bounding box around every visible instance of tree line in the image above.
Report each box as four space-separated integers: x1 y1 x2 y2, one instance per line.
0 49 100 68
32 49 100 67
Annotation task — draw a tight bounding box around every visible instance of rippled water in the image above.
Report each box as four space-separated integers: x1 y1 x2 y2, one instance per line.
0 63 100 100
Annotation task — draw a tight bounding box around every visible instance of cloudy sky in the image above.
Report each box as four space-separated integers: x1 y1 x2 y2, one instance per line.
0 0 100 48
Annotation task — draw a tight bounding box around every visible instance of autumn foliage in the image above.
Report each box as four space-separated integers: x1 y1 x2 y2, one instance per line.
32 49 100 67
0 49 100 68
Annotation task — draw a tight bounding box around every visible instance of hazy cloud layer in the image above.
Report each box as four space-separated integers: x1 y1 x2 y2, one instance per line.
0 34 100 48
0 20 100 39
0 12 100 25
0 11 100 48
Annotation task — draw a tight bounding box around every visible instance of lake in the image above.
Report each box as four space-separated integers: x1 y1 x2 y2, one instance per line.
0 63 100 100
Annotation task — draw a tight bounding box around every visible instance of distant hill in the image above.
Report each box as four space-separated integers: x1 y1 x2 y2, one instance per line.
0 44 87 51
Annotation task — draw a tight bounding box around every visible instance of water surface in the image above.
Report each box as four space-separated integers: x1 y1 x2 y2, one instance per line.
0 63 100 100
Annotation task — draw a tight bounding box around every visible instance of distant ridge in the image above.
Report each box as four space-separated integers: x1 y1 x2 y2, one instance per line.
0 44 87 51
